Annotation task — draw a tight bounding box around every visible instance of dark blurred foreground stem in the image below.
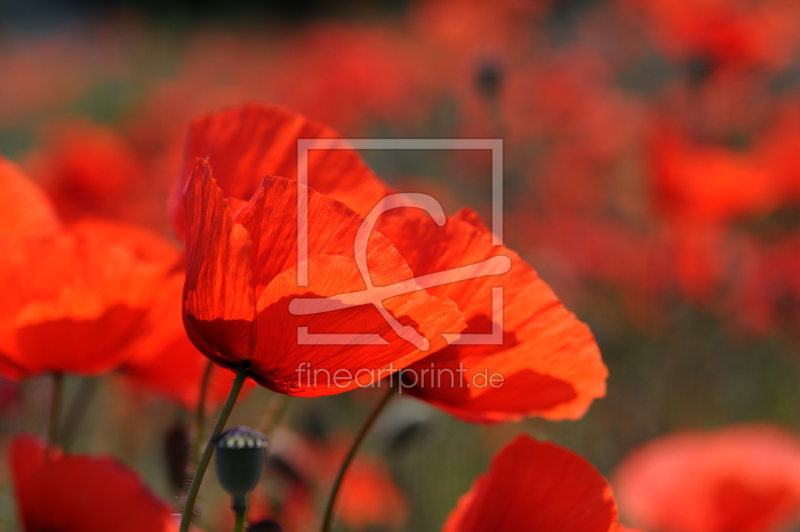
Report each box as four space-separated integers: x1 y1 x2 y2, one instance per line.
60 377 100 451
320 381 397 532
47 373 63 448
194 360 215 466
180 362 249 532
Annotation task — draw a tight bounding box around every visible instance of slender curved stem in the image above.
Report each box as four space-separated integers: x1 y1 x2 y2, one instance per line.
180 363 249 532
194 360 215 466
320 382 396 532
60 377 100 451
48 373 63 448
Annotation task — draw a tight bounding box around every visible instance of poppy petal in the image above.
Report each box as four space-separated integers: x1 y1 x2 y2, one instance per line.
613 424 800 532
442 435 619 532
0 223 174 378
377 208 607 421
233 175 465 395
0 156 59 237
182 159 256 369
171 104 390 237
10 435 181 532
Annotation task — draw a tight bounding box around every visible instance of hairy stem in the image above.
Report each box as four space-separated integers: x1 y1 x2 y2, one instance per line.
194 360 215 466
320 382 396 532
180 363 249 532
60 377 100 451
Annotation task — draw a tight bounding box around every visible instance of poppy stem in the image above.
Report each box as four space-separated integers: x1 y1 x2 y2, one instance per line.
320 381 397 532
60 377 100 451
48 373 63 448
194 360 215 466
259 392 291 439
17 380 29 433
180 362 249 532
232 495 248 532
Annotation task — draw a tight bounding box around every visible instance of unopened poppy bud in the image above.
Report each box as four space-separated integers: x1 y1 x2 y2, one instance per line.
163 422 190 494
476 61 502 100
246 519 283 532
213 426 267 499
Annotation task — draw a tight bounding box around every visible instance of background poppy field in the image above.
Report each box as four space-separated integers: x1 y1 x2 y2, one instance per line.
2 0 800 531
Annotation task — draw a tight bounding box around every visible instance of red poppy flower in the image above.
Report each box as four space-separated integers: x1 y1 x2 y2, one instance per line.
410 0 550 58
613 425 800 532
181 159 464 395
732 236 800 335
336 457 408 530
313 437 408 530
442 434 634 532
169 104 391 239
625 0 800 69
651 126 781 224
22 120 149 224
0 156 59 237
376 208 607 422
0 219 179 379
175 103 604 416
10 434 182 532
272 24 433 132
261 428 407 531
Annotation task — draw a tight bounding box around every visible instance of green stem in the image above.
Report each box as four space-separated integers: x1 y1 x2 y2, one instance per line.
60 377 100 451
48 373 63 448
194 360 214 466
232 495 248 532
180 363 249 532
320 382 396 532
17 380 28 433
259 393 291 439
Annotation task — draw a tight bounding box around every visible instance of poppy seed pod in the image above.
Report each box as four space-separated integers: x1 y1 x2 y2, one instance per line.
213 426 267 499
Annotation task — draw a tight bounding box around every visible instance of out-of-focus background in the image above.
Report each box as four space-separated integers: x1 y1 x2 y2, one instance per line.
2 0 800 530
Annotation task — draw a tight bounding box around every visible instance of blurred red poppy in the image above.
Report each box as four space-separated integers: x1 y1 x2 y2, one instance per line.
0 219 179 379
377 208 607 422
625 0 800 69
613 425 800 532
733 237 800 335
442 434 634 532
22 120 151 224
314 438 408 530
336 457 408 530
260 428 407 531
182 160 464 395
10 434 181 532
273 24 432 132
651 126 782 224
119 270 254 410
0 156 59 237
